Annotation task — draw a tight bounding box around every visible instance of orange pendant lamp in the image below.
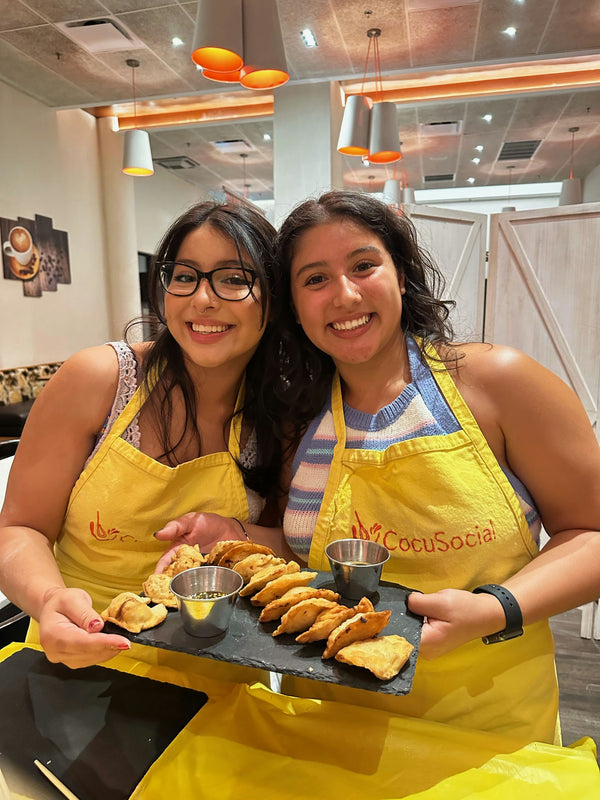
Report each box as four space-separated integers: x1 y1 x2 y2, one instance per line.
191 0 289 91
337 28 401 164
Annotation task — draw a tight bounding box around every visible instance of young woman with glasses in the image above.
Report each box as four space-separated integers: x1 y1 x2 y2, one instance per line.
0 201 291 671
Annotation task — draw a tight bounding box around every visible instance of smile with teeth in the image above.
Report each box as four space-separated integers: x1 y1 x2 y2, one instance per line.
190 322 231 333
330 314 372 331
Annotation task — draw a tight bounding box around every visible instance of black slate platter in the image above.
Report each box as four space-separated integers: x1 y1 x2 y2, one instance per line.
104 573 423 695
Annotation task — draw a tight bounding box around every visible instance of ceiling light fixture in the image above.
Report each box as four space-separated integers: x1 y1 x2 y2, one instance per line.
191 0 288 89
471 157 481 164
467 177 475 184
559 126 583 206
122 59 154 176
503 26 517 37
475 144 484 152
172 37 184 47
337 28 401 164
300 28 318 48
502 165 516 211
483 114 493 122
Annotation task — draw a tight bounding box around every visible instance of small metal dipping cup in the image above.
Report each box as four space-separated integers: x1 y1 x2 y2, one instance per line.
325 539 390 599
170 566 243 638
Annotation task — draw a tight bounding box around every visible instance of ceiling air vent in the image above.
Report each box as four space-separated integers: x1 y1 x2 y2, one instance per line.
419 121 462 137
497 140 541 161
55 18 146 53
424 173 455 182
155 156 199 171
210 139 255 155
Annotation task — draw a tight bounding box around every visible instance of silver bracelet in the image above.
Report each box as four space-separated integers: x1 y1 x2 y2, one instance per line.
231 517 249 540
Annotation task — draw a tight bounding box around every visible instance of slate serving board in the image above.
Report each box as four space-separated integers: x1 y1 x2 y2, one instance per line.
104 573 423 696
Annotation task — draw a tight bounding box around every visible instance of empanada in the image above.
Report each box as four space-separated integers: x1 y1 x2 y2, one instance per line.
101 592 168 633
142 573 178 608
322 609 392 659
250 571 318 606
218 541 275 569
273 598 339 636
335 635 414 680
233 553 285 583
205 540 243 565
163 544 206 577
295 596 374 643
259 587 341 622
240 561 300 597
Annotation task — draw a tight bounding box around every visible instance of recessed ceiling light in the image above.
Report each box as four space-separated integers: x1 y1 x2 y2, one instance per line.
172 36 184 47
503 26 517 37
467 177 475 184
475 144 484 152
471 157 481 164
300 28 318 48
483 114 493 122
263 133 272 141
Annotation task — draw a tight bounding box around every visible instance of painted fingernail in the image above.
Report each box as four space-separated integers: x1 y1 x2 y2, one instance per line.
88 619 103 632
115 642 131 650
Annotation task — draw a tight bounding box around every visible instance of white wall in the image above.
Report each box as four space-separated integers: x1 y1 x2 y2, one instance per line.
0 84 110 368
583 164 600 203
134 168 207 255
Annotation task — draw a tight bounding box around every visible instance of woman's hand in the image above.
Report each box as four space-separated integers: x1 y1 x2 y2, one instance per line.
38 587 131 669
408 588 506 659
153 512 246 574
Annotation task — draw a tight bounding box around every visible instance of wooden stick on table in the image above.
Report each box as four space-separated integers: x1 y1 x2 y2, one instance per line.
34 760 80 800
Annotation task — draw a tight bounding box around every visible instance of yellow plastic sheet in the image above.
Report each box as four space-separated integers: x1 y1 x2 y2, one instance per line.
129 678 600 800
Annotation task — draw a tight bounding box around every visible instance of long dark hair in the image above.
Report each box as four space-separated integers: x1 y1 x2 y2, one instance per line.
128 201 284 497
274 190 455 425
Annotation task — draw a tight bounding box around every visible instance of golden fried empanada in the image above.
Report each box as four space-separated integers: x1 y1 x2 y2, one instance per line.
273 598 339 636
163 544 206 577
259 587 341 622
240 561 300 597
142 573 178 608
218 541 275 569
101 592 168 633
205 540 243 565
233 553 285 583
250 571 318 606
322 609 392 659
335 635 414 680
294 596 375 643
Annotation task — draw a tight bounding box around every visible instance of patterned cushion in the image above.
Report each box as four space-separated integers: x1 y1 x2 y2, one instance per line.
0 362 62 405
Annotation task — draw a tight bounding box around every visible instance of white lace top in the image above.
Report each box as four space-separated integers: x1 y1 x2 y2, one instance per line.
88 342 265 523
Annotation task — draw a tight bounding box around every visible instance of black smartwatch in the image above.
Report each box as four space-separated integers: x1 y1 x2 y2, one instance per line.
472 584 523 644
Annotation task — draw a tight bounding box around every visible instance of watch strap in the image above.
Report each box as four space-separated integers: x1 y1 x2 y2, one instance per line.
472 583 523 644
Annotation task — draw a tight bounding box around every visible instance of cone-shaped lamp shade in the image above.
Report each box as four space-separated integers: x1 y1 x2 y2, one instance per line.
558 177 582 206
202 68 242 83
337 95 371 156
239 0 289 89
369 102 401 163
383 179 402 205
122 129 154 176
191 0 243 72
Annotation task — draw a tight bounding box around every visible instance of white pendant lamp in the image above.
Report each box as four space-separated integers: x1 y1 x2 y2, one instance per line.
122 59 153 177
239 0 289 89
402 187 416 204
336 28 401 163
383 178 402 205
337 94 371 156
369 101 400 164
559 126 583 206
191 0 243 72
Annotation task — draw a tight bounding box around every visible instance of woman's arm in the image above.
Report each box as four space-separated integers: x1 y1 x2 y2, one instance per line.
0 345 132 665
410 344 600 657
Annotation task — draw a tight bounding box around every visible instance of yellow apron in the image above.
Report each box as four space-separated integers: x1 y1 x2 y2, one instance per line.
29 377 264 684
286 342 559 746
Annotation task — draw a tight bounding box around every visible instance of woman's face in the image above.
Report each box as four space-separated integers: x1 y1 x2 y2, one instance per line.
289 217 405 370
164 222 266 376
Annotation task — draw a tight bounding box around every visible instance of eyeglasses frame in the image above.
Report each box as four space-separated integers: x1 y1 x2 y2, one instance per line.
157 260 258 301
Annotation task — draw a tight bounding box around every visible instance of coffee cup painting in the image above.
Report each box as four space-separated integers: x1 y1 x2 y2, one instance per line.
1 214 70 297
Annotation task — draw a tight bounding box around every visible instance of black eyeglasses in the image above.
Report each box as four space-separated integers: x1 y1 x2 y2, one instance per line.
158 261 257 301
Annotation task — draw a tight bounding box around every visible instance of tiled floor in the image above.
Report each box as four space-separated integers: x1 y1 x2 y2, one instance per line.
550 607 600 760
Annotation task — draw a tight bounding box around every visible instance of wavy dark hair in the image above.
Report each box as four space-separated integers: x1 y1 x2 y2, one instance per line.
128 200 284 497
274 190 456 426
